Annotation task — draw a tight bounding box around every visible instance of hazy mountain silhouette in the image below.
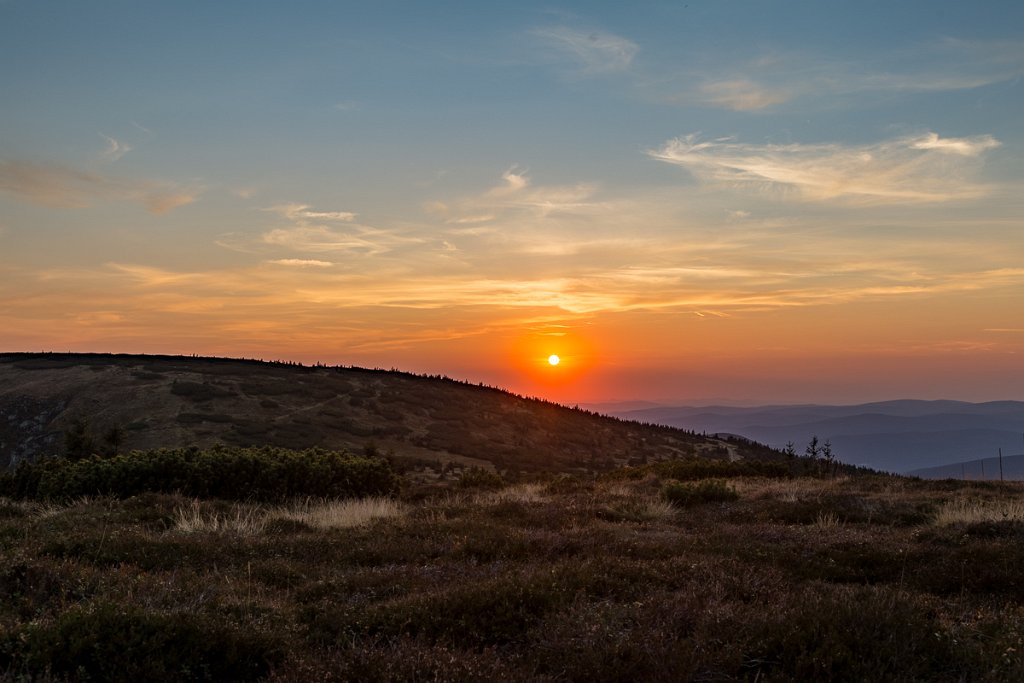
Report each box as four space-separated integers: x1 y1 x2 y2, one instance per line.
0 353 781 473
908 453 1024 481
614 400 1024 473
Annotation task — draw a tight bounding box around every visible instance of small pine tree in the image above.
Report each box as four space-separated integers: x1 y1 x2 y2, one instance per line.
821 439 835 477
805 435 821 475
103 426 125 457
64 418 96 461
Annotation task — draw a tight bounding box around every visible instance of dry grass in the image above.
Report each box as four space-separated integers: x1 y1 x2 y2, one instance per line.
476 483 549 505
813 510 842 529
173 500 266 535
172 496 406 534
934 497 1024 526
732 476 850 501
269 496 405 530
13 495 105 518
638 497 677 520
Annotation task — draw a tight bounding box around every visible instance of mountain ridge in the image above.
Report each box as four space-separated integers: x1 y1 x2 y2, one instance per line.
0 352 782 475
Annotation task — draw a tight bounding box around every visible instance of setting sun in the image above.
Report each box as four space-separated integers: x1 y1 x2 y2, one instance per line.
547 354 560 366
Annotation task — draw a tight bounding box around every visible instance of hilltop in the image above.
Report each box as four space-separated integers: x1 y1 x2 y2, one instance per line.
0 353 780 475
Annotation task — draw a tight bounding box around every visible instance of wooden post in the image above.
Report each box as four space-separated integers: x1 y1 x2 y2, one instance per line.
999 448 1004 482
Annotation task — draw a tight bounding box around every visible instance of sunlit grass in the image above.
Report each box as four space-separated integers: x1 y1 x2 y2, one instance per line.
934 497 1024 526
173 499 266 535
269 496 405 530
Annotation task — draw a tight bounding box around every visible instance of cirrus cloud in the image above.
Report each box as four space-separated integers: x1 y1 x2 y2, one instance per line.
0 159 199 213
648 132 1002 204
533 26 638 74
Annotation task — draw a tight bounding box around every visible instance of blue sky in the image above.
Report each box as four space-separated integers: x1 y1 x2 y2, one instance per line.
1 1 1022 403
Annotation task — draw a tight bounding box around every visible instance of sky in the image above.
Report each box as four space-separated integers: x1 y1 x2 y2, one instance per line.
1 1 1023 405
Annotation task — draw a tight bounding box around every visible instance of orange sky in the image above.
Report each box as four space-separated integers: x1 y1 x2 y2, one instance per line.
2 2 1023 404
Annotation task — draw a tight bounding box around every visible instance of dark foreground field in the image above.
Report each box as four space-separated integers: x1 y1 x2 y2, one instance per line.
3 467 1024 681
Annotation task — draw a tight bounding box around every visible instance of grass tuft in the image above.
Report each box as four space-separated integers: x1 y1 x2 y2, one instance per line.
934 497 1024 526
172 500 266 535
269 496 405 530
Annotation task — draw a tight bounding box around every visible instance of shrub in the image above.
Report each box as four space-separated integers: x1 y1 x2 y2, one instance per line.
653 458 790 481
0 602 281 682
0 446 400 502
456 467 504 490
743 587 968 681
662 479 739 507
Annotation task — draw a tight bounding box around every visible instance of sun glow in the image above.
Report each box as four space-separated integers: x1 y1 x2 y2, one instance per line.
548 354 561 366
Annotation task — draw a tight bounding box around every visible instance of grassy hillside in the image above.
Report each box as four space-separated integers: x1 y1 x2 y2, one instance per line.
2 469 1024 681
0 353 781 476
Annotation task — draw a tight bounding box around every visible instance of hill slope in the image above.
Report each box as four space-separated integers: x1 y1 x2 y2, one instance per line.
0 353 779 474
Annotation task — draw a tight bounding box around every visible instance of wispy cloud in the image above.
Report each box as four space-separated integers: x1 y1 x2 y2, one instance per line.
648 132 1001 203
682 39 1024 111
697 79 792 111
533 26 637 74
145 192 198 214
220 201 421 256
99 134 132 161
266 203 357 222
261 225 414 255
265 258 334 268
0 159 199 213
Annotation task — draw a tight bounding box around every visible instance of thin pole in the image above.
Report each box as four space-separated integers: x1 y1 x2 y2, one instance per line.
981 459 986 480
999 448 1004 482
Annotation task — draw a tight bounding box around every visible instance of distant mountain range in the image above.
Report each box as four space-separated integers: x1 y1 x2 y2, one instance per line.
0 353 781 474
907 453 1024 481
607 400 1024 475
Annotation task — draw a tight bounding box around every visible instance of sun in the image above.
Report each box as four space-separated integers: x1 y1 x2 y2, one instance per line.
547 354 560 366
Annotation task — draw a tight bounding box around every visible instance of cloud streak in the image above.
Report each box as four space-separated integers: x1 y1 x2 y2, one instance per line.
656 39 1024 111
0 159 199 213
533 26 638 74
649 132 1001 203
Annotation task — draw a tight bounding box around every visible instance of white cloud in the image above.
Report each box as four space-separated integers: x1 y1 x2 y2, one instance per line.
253 201 417 256
649 132 1002 204
909 132 1001 156
533 26 637 74
266 203 357 222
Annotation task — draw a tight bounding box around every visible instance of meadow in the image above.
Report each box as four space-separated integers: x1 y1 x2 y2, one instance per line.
3 452 1024 681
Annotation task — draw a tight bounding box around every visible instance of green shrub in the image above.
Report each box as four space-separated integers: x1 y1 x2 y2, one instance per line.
654 458 790 481
456 467 504 490
744 587 965 681
0 446 400 502
662 479 739 507
1 602 280 682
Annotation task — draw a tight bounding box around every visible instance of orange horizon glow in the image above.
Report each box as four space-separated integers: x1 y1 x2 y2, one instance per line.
1 4 1021 406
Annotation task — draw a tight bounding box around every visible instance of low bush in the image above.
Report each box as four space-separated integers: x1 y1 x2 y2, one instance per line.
0 446 400 502
0 602 281 682
456 466 504 490
654 458 790 481
662 479 739 507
